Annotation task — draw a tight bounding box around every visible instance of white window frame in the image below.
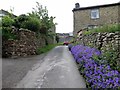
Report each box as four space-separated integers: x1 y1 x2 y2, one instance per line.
91 9 99 19
0 14 5 17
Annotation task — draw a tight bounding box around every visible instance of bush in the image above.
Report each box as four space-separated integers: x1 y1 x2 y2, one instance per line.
99 47 119 72
36 44 58 54
2 16 14 27
83 24 120 35
13 14 29 28
21 17 41 32
2 27 17 40
2 16 17 40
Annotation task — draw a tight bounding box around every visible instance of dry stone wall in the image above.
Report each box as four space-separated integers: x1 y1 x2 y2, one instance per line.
2 28 53 58
79 32 120 61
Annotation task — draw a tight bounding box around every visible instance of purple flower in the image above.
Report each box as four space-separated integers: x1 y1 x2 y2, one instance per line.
70 44 120 88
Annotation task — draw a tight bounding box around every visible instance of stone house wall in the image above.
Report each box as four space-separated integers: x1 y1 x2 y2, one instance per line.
73 3 119 35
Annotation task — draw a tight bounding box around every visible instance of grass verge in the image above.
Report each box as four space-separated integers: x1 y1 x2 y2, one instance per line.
36 43 60 54
83 24 120 35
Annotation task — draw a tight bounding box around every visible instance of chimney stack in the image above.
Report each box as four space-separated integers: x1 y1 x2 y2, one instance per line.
75 3 80 9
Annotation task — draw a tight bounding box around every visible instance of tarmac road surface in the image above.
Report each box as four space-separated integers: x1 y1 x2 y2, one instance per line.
2 54 46 88
3 46 86 88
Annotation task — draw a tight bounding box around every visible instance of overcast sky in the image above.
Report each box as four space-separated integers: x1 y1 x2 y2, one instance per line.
0 0 119 33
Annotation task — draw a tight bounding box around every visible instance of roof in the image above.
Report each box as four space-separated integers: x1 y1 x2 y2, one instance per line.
73 2 120 12
0 9 17 17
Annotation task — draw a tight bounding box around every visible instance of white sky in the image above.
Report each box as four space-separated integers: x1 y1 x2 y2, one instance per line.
0 0 119 33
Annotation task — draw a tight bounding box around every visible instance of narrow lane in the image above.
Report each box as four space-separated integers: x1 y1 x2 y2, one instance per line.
15 46 86 88
2 54 46 88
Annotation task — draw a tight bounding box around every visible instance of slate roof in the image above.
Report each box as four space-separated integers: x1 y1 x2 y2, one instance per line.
73 2 120 12
0 9 17 17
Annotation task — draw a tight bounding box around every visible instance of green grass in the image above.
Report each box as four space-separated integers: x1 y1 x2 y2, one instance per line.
36 43 60 54
83 24 120 35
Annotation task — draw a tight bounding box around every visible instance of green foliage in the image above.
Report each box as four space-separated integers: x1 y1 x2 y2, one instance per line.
18 14 29 22
36 44 59 54
93 47 120 72
102 49 119 71
2 16 17 40
12 2 56 35
13 14 29 28
13 14 41 32
0 18 2 27
2 15 15 27
30 2 56 34
2 2 56 43
21 17 41 32
28 11 39 19
40 16 55 31
13 2 56 35
83 24 120 35
2 27 17 40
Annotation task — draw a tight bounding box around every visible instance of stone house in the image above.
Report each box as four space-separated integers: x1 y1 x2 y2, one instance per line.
72 2 120 35
57 33 73 43
0 9 17 20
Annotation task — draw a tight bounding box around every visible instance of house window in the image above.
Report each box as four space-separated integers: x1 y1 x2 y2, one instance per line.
91 9 99 19
0 14 5 17
87 25 98 29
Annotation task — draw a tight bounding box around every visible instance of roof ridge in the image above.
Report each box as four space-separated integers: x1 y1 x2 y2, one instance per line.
73 2 120 11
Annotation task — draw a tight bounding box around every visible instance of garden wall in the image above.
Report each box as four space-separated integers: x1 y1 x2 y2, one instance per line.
79 32 120 62
2 28 53 58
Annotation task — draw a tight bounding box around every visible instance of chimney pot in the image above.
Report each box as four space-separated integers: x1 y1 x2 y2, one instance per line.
75 3 80 9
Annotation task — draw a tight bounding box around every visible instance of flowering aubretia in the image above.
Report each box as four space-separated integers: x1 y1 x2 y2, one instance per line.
71 45 120 88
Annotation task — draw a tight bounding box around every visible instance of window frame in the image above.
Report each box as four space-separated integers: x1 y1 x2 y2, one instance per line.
91 9 100 19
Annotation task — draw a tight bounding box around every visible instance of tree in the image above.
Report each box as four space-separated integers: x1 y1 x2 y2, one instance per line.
30 2 56 34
